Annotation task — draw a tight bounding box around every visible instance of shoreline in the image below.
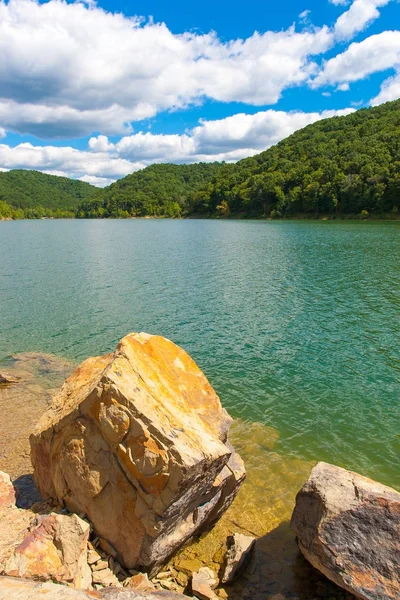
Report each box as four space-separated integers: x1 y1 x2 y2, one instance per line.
2 214 400 222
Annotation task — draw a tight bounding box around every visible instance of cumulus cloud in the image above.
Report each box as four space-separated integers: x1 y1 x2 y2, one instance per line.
0 108 354 185
0 0 334 138
0 142 139 182
330 0 349 5
371 70 400 104
333 0 392 40
312 30 400 87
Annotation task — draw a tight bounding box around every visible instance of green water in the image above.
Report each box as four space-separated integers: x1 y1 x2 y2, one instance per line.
0 219 399 489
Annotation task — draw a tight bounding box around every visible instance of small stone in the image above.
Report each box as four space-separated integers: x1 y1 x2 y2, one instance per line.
87 549 101 565
0 373 20 385
192 567 219 600
125 572 155 591
91 560 109 571
92 568 119 587
176 571 189 588
157 571 172 580
221 533 256 584
160 580 179 591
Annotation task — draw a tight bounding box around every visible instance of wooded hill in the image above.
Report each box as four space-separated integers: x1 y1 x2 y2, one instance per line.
1 100 400 220
76 163 223 218
78 99 400 219
186 99 400 218
0 170 97 219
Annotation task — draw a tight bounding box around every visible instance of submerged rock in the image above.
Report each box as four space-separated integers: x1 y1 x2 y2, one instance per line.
31 333 245 574
291 462 400 600
0 373 20 385
221 533 255 584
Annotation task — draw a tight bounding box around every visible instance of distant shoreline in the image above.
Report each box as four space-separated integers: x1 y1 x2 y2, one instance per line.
2 213 400 222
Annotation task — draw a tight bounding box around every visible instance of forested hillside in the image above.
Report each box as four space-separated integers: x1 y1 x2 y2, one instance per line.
2 100 400 221
188 100 400 218
0 170 97 218
77 163 222 218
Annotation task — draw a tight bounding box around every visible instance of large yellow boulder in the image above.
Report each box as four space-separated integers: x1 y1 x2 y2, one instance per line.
30 333 245 573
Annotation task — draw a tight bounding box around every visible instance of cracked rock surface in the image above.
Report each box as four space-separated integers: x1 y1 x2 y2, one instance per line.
291 462 400 600
30 333 245 574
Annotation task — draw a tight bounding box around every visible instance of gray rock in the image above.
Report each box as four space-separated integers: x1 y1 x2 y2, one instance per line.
291 461 400 600
221 533 256 584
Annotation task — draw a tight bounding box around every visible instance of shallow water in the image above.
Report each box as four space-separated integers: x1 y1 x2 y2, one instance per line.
0 218 398 598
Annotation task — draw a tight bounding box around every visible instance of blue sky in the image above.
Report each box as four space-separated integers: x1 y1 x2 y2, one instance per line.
0 0 399 185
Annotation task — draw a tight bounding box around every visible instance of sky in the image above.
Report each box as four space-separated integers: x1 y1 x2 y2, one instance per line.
0 0 400 186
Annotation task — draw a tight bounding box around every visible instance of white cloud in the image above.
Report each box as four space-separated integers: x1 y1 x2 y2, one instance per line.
371 70 400 104
0 0 334 138
334 0 392 40
330 0 349 5
337 82 350 91
0 142 139 182
0 108 354 185
313 30 400 87
0 128 5 138
299 9 311 22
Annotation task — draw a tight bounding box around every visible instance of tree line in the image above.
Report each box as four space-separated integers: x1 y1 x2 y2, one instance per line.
1 100 400 221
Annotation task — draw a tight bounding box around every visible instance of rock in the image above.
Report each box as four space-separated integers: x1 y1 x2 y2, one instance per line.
88 548 102 565
0 575 188 598
0 472 16 510
4 512 92 589
0 473 35 573
221 533 256 584
0 373 20 385
31 333 245 573
125 572 155 590
192 567 218 600
91 566 120 587
291 462 400 600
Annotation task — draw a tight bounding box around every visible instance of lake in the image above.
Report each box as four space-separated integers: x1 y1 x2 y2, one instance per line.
1 218 399 597
1 218 399 486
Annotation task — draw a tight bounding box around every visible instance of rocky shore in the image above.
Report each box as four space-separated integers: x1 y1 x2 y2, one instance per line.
0 334 398 600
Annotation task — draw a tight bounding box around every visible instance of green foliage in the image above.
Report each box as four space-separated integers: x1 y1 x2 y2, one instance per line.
77 163 222 218
0 170 96 213
188 99 400 218
3 100 400 221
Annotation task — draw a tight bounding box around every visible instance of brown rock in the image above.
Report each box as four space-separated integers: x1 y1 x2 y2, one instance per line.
0 373 20 385
221 533 256 584
0 472 16 510
125 572 155 590
0 473 35 573
4 512 92 589
291 462 400 600
0 575 187 598
192 567 218 600
30 333 245 573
